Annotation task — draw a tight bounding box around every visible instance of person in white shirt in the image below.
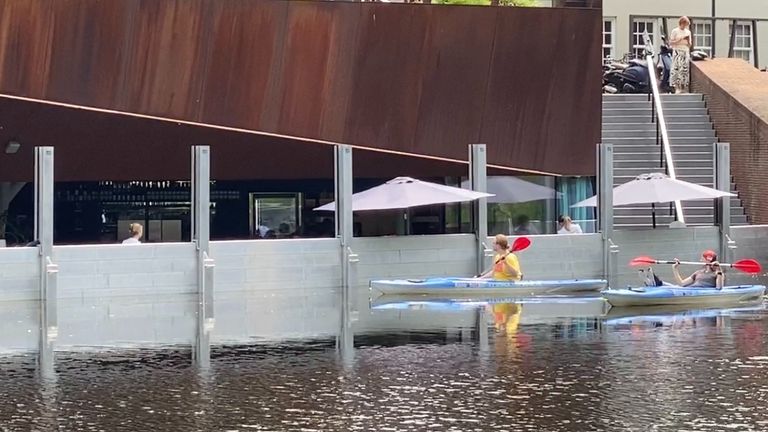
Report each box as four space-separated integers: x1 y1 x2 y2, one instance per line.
122 223 143 244
557 215 583 235
669 16 692 94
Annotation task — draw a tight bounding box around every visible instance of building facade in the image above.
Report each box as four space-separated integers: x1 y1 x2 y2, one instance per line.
601 0 768 69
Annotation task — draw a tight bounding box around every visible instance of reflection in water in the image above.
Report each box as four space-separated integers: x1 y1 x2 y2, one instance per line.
2 301 768 431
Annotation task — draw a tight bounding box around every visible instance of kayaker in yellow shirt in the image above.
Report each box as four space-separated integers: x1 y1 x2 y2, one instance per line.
480 234 522 281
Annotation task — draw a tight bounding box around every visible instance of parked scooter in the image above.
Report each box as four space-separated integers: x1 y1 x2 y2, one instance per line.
603 36 672 94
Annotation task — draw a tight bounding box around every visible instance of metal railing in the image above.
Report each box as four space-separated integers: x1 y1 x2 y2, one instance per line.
643 32 685 225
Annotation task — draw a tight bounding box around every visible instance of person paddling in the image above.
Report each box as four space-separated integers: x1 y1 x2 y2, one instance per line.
672 249 724 289
480 234 522 281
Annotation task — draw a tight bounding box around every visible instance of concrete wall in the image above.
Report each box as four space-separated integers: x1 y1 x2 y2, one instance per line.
55 243 197 298
731 225 768 286
210 239 341 342
54 243 198 348
0 247 38 301
354 234 476 284
1 228 767 352
511 234 604 280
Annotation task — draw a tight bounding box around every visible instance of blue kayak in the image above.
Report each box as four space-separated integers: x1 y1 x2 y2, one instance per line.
603 285 766 307
604 304 766 324
370 277 608 296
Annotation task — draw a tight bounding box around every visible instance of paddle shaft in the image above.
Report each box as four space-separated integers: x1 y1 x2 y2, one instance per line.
653 260 733 268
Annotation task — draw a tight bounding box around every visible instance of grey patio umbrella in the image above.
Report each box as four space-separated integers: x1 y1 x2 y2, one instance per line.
571 173 735 228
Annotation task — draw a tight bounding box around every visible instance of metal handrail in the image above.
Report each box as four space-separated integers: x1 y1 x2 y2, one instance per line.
643 32 685 224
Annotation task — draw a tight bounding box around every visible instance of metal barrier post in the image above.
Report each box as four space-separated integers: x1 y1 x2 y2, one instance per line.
475 306 489 353
35 147 57 378
192 146 214 368
336 145 356 360
598 144 619 287
715 143 735 264
469 144 490 275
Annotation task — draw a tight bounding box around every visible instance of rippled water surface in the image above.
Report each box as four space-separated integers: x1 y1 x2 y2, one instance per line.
3 299 768 431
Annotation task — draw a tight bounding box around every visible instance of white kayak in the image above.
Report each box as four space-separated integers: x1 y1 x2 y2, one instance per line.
603 284 766 307
370 277 608 296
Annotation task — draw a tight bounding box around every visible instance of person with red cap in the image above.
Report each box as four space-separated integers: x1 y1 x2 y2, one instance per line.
672 249 724 288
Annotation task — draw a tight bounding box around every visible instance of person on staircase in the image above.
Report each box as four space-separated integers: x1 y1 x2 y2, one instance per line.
669 16 692 94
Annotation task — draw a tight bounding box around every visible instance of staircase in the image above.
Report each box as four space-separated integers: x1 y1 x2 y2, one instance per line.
602 93 749 229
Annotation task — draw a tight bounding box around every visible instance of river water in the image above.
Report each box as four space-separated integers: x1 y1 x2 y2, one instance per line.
2 297 768 431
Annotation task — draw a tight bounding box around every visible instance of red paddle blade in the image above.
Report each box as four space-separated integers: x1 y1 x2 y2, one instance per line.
732 259 762 275
629 256 656 266
510 237 531 252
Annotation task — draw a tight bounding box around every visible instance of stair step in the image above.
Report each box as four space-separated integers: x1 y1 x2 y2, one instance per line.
603 108 709 117
733 215 749 224
614 215 716 225
602 100 706 109
614 207 745 216
602 122 713 131
604 137 717 145
614 174 713 183
613 151 714 161
603 129 716 138
614 167 714 177
603 114 711 123
610 143 716 151
614 159 714 168
685 198 744 206
603 93 704 102
614 214 749 228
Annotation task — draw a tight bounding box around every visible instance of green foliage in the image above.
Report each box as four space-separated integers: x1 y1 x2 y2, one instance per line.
501 0 537 5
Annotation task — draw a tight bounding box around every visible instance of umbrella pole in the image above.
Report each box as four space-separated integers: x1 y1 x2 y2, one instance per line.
405 209 411 235
652 202 657 229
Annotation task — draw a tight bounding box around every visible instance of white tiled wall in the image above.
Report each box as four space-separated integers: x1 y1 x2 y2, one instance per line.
504 234 604 280
2 226 768 351
353 234 477 284
209 239 342 342
53 243 198 348
54 243 198 298
731 225 768 286
0 299 38 352
0 247 38 301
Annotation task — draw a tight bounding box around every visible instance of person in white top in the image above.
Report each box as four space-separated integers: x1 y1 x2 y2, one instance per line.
557 215 583 235
669 16 692 94
122 223 143 244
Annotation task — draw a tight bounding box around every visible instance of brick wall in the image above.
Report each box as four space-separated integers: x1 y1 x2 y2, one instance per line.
691 60 768 224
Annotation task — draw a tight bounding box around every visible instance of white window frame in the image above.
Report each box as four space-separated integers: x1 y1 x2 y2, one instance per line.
632 19 656 59
602 18 616 61
729 21 754 64
691 21 713 56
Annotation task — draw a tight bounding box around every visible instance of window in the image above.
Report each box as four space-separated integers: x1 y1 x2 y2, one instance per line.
729 22 753 63
602 18 616 61
632 19 655 59
692 21 713 56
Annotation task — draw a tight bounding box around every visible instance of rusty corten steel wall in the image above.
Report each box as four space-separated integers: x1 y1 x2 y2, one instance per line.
0 0 602 180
